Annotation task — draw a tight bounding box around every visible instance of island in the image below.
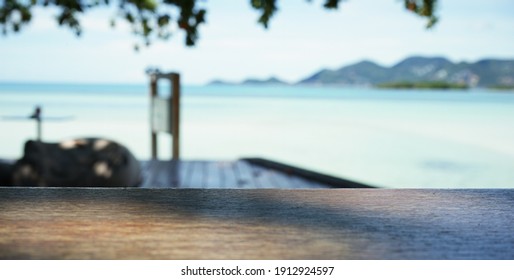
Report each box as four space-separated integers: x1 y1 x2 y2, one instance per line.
488 85 514 91
209 56 514 89
208 76 289 86
375 81 469 90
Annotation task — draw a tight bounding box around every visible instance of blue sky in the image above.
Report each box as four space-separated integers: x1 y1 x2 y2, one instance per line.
1 0 513 85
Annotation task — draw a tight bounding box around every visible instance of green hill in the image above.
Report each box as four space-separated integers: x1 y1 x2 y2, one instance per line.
298 56 514 88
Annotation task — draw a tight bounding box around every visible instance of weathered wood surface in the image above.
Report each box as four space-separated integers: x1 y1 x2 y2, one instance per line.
140 160 338 189
1 188 513 259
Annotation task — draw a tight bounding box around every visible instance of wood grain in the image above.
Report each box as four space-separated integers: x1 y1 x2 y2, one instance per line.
1 188 513 259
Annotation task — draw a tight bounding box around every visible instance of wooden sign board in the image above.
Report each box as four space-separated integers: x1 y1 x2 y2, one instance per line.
151 97 172 133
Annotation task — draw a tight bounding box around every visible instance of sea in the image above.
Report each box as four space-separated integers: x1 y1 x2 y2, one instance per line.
1 82 514 188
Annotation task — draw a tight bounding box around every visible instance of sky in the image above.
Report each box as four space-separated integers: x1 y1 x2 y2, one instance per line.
0 0 514 85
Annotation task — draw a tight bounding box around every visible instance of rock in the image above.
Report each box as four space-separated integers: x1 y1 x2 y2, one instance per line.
11 138 141 187
0 160 14 186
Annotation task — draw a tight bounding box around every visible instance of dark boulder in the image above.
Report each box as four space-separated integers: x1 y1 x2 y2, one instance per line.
0 160 14 186
11 138 141 187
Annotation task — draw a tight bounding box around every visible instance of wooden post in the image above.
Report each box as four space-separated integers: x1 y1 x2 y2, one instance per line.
150 76 158 159
36 117 41 141
33 106 42 142
171 74 180 160
149 71 180 160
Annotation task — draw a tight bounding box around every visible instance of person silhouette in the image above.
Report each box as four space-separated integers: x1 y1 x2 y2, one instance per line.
29 106 42 141
30 106 41 120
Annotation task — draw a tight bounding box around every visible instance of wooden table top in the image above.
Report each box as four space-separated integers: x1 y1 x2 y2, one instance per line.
1 188 513 259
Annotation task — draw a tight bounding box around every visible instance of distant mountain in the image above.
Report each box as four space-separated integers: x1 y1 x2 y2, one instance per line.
298 56 514 87
208 79 236 86
242 77 288 85
300 60 389 86
208 76 288 86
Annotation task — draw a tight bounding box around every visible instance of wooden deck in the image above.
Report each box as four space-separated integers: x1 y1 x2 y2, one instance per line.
140 158 373 189
1 188 513 259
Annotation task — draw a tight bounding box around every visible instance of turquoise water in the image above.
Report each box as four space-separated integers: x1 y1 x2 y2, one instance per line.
1 82 514 188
